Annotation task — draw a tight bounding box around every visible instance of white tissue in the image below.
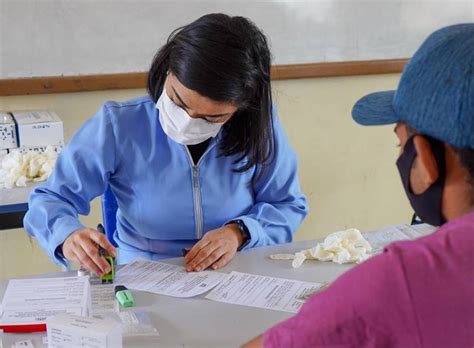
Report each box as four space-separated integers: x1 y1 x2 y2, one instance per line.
0 146 58 189
270 228 372 268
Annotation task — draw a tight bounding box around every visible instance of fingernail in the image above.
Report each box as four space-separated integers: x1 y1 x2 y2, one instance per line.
212 265 217 270
196 267 202 272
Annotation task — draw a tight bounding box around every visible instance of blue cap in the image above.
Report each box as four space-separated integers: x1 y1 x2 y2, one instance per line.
352 23 474 149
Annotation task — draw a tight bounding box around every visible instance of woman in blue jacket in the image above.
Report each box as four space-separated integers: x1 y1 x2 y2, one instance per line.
24 13 308 276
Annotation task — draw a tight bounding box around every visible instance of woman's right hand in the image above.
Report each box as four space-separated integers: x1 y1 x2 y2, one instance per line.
62 228 117 276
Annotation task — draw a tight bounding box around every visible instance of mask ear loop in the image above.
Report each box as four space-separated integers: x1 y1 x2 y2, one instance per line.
404 134 447 225
398 136 421 225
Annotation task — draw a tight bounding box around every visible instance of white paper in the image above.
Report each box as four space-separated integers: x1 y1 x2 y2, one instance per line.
364 224 436 253
90 284 117 317
397 224 438 239
205 271 325 313
0 277 90 326
116 260 226 298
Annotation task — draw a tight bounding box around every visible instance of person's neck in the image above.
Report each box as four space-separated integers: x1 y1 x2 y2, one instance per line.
443 183 474 221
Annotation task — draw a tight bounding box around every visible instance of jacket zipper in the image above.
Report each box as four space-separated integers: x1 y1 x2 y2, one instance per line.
184 142 217 239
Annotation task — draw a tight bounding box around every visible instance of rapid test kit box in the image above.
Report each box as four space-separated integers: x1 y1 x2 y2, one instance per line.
47 313 122 348
0 112 18 150
11 111 64 147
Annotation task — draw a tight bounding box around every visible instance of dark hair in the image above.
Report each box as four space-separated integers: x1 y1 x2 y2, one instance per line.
147 13 274 175
405 124 474 185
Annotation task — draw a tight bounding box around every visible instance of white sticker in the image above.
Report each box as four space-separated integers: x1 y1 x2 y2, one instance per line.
12 340 35 348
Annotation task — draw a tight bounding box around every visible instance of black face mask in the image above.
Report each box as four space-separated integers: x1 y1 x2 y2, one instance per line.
396 135 447 226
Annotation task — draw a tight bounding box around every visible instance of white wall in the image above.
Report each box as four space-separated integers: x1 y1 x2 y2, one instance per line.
1 0 473 78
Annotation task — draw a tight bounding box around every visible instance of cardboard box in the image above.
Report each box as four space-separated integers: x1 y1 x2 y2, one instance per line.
12 111 64 147
0 112 18 150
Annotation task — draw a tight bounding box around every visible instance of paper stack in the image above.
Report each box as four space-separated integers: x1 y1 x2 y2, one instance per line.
0 276 91 333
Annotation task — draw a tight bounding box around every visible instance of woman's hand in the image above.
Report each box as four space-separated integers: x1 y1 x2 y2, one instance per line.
62 228 117 276
184 224 244 272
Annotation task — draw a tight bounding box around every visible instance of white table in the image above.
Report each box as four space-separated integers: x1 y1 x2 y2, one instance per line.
0 184 37 230
0 184 37 213
0 224 435 347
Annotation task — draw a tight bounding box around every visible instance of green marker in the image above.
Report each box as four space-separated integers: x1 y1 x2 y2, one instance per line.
115 285 135 307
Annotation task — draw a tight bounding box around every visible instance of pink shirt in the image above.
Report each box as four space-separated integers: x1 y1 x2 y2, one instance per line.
264 212 474 347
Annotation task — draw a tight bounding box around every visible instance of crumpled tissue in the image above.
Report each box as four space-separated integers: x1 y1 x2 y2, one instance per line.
0 146 58 189
270 228 372 268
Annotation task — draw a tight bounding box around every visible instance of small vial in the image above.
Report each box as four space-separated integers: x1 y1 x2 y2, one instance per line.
77 266 90 277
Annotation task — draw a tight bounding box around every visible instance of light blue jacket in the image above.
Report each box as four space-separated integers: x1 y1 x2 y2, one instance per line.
24 96 308 264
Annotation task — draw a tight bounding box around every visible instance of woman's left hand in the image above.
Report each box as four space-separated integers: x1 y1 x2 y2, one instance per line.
184 224 244 272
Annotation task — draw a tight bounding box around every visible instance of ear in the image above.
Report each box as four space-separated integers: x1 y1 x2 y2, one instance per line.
412 135 439 187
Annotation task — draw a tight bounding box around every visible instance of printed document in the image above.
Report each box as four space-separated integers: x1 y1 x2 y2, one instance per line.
116 260 226 298
0 276 90 326
205 271 325 313
364 223 436 253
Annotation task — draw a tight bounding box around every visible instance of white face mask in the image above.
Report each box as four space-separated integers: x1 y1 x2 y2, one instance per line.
156 89 225 145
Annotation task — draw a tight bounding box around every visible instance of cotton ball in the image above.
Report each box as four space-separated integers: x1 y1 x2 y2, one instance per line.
28 155 44 178
0 148 59 188
270 228 373 268
291 252 307 268
15 175 28 187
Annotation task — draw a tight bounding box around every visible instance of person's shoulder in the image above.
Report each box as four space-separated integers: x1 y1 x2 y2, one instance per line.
103 95 154 112
437 211 474 238
98 96 157 128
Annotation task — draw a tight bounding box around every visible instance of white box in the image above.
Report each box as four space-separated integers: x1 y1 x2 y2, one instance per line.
0 112 18 150
16 144 63 154
47 313 122 348
12 111 64 147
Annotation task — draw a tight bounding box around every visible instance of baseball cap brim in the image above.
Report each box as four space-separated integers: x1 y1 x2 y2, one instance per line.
352 90 399 126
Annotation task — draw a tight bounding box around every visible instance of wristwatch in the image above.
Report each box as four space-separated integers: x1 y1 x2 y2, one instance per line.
227 219 251 251
55 244 65 260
